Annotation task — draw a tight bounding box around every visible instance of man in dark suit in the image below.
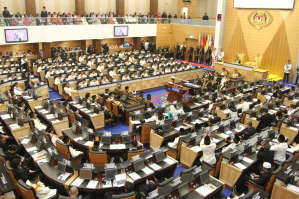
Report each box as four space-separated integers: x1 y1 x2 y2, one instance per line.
256 108 274 132
202 12 209 20
10 156 29 182
252 142 274 173
2 7 11 26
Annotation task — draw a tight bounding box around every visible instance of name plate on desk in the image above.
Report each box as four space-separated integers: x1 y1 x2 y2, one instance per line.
87 180 98 189
128 172 141 181
148 163 162 171
163 157 176 165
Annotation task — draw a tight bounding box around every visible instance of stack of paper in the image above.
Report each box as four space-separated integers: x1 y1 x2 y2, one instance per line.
195 185 214 197
110 144 126 150
191 146 202 152
71 177 84 187
243 157 254 164
1 114 11 120
148 163 162 171
163 157 176 165
58 173 71 181
87 180 99 189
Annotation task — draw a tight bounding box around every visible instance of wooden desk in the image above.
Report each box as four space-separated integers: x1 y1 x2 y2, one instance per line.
280 125 298 144
9 124 30 144
0 104 7 112
271 182 299 199
23 97 43 111
244 116 259 128
283 98 298 107
90 113 105 131
150 130 164 150
219 160 242 188
257 94 267 104
180 143 199 168
52 120 69 137
214 63 268 82
36 85 49 100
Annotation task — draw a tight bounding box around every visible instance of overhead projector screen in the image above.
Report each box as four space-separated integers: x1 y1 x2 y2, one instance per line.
234 0 294 9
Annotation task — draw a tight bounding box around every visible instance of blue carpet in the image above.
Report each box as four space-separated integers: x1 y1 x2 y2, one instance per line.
173 165 184 178
97 123 129 134
221 188 232 197
49 91 62 102
137 88 168 107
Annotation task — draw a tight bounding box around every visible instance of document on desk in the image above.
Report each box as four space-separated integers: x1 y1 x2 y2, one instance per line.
26 146 38 153
163 157 176 165
102 180 112 188
74 136 84 142
32 150 47 159
128 172 141 181
1 114 11 120
87 180 99 189
71 177 84 187
46 114 55 120
131 120 141 125
195 184 214 197
58 173 71 182
84 141 93 147
219 133 230 139
51 120 60 123
21 138 30 145
234 163 247 170
9 124 20 130
287 184 299 193
242 157 254 164
37 158 49 165
110 144 126 150
191 146 202 152
211 138 221 144
35 106 42 109
142 167 154 175
148 163 162 171
287 145 299 153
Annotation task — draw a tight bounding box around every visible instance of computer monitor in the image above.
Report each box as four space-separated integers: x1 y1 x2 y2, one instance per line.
79 168 92 180
199 170 210 184
133 158 145 172
101 134 112 145
154 151 166 163
105 167 118 181
121 134 131 144
57 161 66 173
230 121 236 129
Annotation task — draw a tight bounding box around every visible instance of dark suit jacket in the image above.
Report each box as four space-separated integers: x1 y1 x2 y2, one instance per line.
257 113 273 131
13 166 29 182
257 149 274 166
244 127 257 140
253 171 272 187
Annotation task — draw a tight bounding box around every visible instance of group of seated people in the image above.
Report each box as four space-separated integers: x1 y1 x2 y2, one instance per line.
34 49 194 92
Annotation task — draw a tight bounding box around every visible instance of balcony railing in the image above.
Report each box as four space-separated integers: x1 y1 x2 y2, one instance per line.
0 17 216 27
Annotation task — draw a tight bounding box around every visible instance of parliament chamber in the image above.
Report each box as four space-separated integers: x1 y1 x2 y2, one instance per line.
0 0 299 199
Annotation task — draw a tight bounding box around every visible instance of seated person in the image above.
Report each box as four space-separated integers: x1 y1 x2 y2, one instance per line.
5 144 20 161
222 135 240 153
270 134 288 163
10 156 29 182
252 142 274 173
200 133 216 165
256 108 274 132
235 162 272 195
62 136 84 159
26 171 57 199
0 134 14 151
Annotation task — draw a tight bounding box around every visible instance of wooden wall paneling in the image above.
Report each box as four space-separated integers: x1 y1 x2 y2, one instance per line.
50 41 83 49
75 0 85 16
261 22 291 77
32 43 40 55
80 40 87 51
0 44 34 56
133 37 141 49
116 0 125 17
92 40 102 53
177 0 198 19
25 0 37 16
42 43 51 58
150 0 158 17
223 0 299 78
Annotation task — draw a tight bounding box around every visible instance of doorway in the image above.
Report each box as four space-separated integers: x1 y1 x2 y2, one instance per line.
182 7 188 19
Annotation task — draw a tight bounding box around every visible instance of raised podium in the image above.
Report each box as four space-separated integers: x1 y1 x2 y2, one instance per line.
165 79 189 102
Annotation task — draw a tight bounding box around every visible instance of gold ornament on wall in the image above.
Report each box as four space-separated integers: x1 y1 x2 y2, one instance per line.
248 11 273 30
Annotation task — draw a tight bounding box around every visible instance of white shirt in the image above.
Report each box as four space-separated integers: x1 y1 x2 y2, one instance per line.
270 142 288 162
200 138 216 165
64 87 73 96
284 63 292 73
26 180 57 199
222 143 237 153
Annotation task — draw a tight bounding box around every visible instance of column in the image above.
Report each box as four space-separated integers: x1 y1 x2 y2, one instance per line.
25 0 37 16
214 0 227 54
150 0 158 17
116 0 125 17
75 0 85 16
92 40 102 53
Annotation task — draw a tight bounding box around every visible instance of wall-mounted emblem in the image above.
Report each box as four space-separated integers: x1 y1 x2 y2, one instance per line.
248 11 273 30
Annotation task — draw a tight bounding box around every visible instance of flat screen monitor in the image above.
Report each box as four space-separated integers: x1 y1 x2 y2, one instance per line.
5 29 28 43
114 26 128 37
133 159 145 172
154 151 166 163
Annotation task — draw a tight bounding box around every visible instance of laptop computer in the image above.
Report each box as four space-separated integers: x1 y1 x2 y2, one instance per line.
154 151 166 163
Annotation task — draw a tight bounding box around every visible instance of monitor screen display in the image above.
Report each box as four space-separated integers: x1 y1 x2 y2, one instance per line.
114 26 128 37
5 29 28 43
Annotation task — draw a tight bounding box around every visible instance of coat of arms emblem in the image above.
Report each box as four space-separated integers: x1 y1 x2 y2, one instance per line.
248 11 273 30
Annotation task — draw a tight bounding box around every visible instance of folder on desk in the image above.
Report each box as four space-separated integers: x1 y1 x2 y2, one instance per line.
195 184 214 197
234 163 247 170
242 157 254 164
128 172 141 181
142 167 154 175
163 157 176 165
58 173 71 182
